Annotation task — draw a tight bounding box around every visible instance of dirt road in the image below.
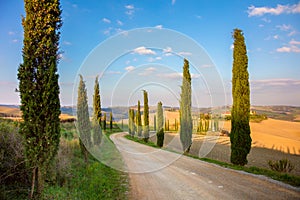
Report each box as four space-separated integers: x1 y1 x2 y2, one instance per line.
110 133 300 200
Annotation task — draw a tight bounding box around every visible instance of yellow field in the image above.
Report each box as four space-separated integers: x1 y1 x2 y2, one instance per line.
161 110 300 155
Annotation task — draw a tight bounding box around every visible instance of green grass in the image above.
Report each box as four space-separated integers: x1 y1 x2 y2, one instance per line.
125 134 158 148
42 124 129 199
43 147 129 200
124 134 300 187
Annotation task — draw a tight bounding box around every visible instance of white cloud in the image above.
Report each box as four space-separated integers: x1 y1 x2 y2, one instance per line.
276 39 300 53
259 24 264 28
230 44 234 50
103 27 112 35
276 45 300 53
290 39 300 45
125 66 135 71
178 51 192 56
276 24 292 31
117 20 123 26
155 25 163 29
288 31 297 37
102 18 111 23
163 47 172 53
133 46 156 55
273 35 279 39
248 2 300 17
125 4 135 16
171 0 176 5
125 4 134 9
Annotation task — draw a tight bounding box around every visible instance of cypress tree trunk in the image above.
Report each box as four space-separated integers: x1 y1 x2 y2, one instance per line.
77 75 91 163
230 29 252 166
180 59 193 153
143 90 150 142
18 0 62 197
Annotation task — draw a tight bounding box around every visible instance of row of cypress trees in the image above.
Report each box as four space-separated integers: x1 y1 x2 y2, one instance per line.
17 2 251 195
178 29 251 166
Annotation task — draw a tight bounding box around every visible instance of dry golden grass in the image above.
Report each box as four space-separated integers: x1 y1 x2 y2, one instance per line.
0 106 21 116
221 119 300 155
0 106 75 121
160 110 300 155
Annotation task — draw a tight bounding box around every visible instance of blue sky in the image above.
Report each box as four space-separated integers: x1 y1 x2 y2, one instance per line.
0 0 299 107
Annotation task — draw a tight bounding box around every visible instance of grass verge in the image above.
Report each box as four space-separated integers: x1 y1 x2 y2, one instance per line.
125 133 300 187
43 145 128 199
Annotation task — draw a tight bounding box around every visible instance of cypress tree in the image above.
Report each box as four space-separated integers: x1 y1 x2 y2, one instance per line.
230 28 252 166
92 76 102 145
128 109 135 137
136 101 142 137
110 111 113 130
180 59 193 153
17 0 62 197
156 101 164 147
103 113 107 131
143 90 150 142
153 115 156 131
128 109 132 135
77 75 91 163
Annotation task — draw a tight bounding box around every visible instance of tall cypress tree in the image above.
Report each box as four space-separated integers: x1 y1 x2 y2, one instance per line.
17 0 62 197
110 111 113 130
143 90 150 142
156 101 164 147
77 75 91 163
92 76 102 145
128 109 135 137
230 29 252 166
103 113 107 130
136 100 142 137
180 59 193 153
153 115 156 131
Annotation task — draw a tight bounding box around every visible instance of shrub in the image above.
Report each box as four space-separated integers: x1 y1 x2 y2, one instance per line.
0 119 29 198
268 159 294 173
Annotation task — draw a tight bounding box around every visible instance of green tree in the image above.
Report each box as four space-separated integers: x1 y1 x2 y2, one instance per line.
230 29 252 166
92 76 102 145
128 109 135 137
110 111 113 130
156 102 164 147
153 115 156 131
136 101 142 137
180 59 193 153
77 75 91 164
17 0 62 197
143 90 150 142
103 113 107 131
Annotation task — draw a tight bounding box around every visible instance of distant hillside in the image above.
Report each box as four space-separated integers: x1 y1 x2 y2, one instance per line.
1 104 299 122
251 106 300 122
